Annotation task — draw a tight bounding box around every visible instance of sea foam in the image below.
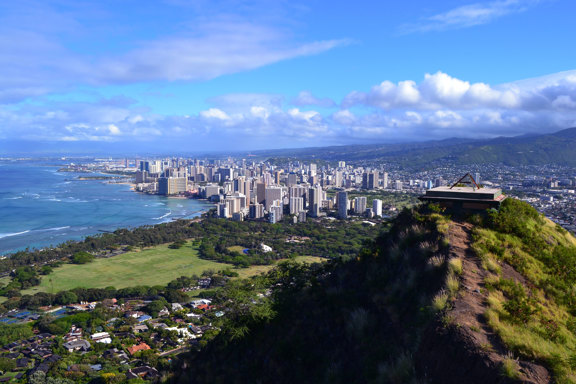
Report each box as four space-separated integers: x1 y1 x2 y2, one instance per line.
0 230 30 239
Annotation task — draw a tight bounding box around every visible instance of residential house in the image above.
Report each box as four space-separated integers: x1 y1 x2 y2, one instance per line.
126 366 160 380
133 324 149 334
137 315 152 323
126 342 151 356
91 332 112 344
63 339 90 352
102 348 128 362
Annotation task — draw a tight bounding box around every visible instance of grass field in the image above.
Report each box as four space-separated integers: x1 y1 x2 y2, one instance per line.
0 276 11 303
227 245 246 254
20 242 327 296
22 242 232 295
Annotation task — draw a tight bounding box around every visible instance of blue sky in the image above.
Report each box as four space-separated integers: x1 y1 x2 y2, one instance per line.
1 0 576 154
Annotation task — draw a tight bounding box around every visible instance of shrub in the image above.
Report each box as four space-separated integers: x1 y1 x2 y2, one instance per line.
446 274 459 296
448 258 463 275
500 355 520 379
169 239 186 249
72 251 95 264
432 291 449 312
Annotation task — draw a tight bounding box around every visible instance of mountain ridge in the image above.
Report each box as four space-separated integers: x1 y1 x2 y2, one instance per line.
250 127 576 167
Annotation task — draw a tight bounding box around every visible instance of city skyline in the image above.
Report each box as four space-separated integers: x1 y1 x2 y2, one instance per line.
1 0 576 154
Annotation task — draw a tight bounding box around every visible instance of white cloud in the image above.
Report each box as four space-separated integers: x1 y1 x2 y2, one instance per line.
2 69 576 148
344 71 531 110
108 124 121 135
200 108 230 120
292 91 336 108
96 22 347 84
400 0 543 33
0 3 347 103
335 69 576 140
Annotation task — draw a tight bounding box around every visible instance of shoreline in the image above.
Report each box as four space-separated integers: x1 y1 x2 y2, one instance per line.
0 167 214 257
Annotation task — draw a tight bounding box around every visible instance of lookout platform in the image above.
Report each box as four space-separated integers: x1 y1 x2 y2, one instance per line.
419 174 506 212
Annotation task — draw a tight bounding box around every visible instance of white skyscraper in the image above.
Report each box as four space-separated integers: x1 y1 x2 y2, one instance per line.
373 199 382 217
290 197 304 215
309 163 317 176
269 200 283 224
334 171 343 188
355 196 367 215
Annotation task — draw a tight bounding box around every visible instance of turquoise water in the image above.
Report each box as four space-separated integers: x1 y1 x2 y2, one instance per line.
0 160 212 255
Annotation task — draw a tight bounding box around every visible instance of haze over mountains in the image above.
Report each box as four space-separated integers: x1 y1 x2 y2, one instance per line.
255 127 576 167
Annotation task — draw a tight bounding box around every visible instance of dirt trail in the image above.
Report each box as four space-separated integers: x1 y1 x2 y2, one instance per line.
447 221 550 383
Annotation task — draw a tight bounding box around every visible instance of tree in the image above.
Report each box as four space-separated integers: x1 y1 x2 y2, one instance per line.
29 371 46 384
0 357 16 372
55 291 78 305
169 239 186 249
145 298 168 317
72 251 95 264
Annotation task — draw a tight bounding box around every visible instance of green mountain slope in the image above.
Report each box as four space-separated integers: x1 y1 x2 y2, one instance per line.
170 199 576 384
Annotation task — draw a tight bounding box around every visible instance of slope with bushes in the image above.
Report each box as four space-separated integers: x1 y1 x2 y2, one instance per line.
170 199 576 383
469 199 576 383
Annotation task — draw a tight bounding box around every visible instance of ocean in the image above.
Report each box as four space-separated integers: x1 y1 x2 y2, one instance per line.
0 160 212 255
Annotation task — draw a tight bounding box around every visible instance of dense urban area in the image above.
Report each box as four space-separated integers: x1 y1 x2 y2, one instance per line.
65 156 576 233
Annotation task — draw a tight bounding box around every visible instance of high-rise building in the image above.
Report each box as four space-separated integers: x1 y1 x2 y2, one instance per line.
383 172 389 189
234 176 245 194
218 203 230 218
139 160 161 174
373 199 382 217
334 171 343 188
362 171 379 189
395 180 403 190
203 185 220 199
218 168 234 181
158 177 187 195
256 182 266 204
337 191 348 219
263 172 273 186
249 203 264 219
135 170 147 183
244 179 251 205
265 186 283 211
309 163 317 177
275 170 283 185
355 196 367 215
269 200 283 224
287 173 298 186
308 185 322 217
290 196 304 215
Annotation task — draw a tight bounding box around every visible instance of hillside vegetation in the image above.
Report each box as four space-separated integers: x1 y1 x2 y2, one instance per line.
472 199 576 383
171 199 576 383
173 207 454 383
